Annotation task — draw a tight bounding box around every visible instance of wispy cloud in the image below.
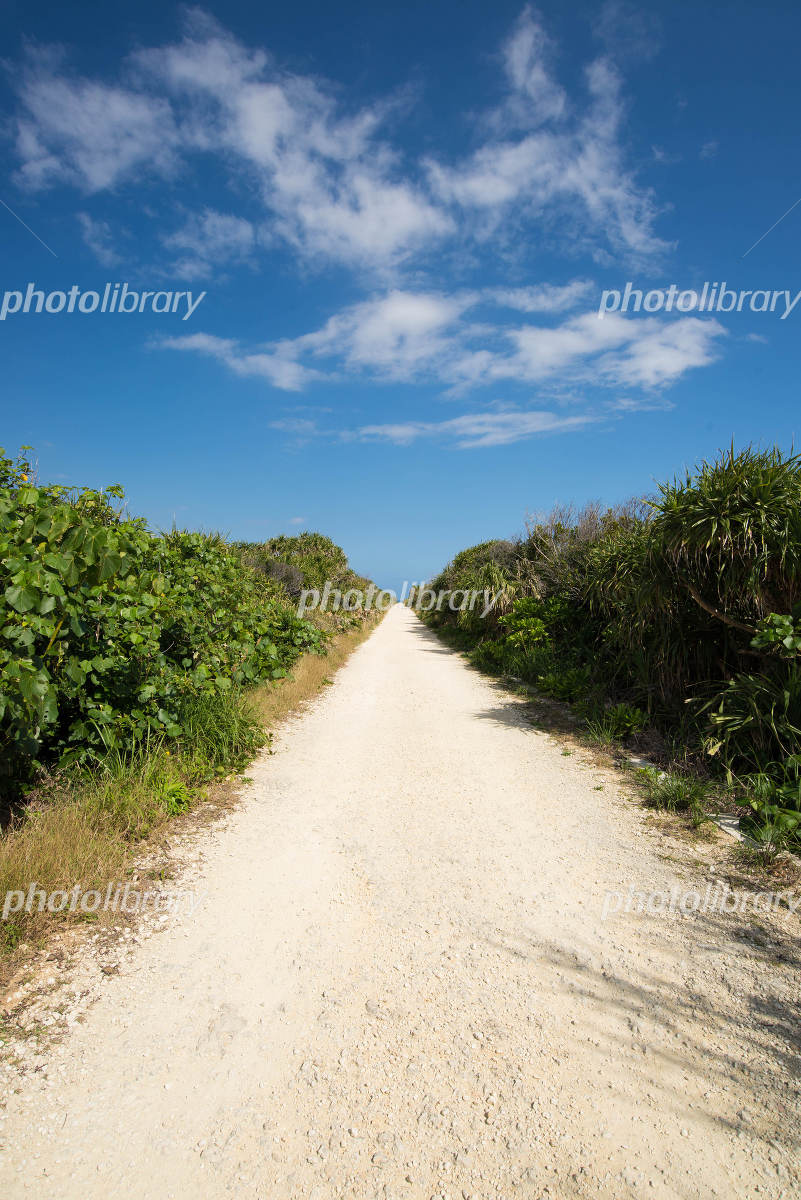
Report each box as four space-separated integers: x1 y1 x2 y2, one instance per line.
11 8 669 272
258 303 719 445
425 12 669 262
501 311 725 389
155 332 320 391
269 417 321 436
8 8 727 443
487 280 594 312
77 212 122 266
162 209 257 279
281 290 477 381
14 46 180 192
351 408 597 449
593 0 662 65
496 6 567 128
165 290 724 397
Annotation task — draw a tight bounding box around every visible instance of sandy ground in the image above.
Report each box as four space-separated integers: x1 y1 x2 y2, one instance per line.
1 603 799 1199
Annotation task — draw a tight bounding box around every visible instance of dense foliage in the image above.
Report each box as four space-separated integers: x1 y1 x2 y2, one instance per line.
422 446 801 849
234 531 370 597
0 448 326 792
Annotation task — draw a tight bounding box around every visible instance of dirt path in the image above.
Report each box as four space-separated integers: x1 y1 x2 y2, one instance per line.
1 604 799 1199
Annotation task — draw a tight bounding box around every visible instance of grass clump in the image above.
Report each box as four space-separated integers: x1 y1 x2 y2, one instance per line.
637 766 711 823
0 751 191 953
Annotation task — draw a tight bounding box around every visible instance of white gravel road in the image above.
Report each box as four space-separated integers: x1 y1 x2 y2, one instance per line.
1 603 799 1199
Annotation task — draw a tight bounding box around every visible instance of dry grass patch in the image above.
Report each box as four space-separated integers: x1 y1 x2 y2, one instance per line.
0 753 193 967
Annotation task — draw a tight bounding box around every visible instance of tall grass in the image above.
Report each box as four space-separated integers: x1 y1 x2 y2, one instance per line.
0 750 185 953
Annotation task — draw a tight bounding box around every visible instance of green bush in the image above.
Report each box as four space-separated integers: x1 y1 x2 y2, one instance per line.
0 448 323 790
701 668 801 774
584 703 649 743
500 598 548 649
174 688 266 777
469 639 509 672
236 532 368 598
537 666 592 702
419 444 801 831
603 703 649 739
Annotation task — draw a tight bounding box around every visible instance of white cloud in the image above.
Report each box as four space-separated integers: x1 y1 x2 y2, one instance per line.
650 145 680 165
282 293 725 393
162 209 256 278
10 9 669 271
607 394 674 413
500 7 567 126
155 332 319 391
284 290 475 379
594 315 725 388
495 311 725 389
353 408 596 449
14 49 179 192
426 32 669 260
158 290 726 398
264 402 599 451
270 417 320 436
156 331 235 355
77 212 122 266
505 310 633 378
3 11 732 445
488 280 594 312
130 13 452 268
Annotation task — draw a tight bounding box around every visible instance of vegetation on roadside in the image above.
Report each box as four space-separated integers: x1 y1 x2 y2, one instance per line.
235 531 371 600
0 447 378 957
419 444 801 854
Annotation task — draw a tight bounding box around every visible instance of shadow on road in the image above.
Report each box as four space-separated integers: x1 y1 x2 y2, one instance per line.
481 924 801 1149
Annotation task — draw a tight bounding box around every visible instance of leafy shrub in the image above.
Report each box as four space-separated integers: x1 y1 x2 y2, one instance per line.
700 668 801 774
738 760 801 851
236 532 368 598
500 598 548 649
470 639 509 672
426 541 520 633
603 703 649 739
419 444 801 803
159 777 193 816
752 610 801 657
0 448 324 790
583 703 649 744
537 666 591 702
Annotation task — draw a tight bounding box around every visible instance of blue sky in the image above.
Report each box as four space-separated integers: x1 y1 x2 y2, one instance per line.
1 0 800 588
